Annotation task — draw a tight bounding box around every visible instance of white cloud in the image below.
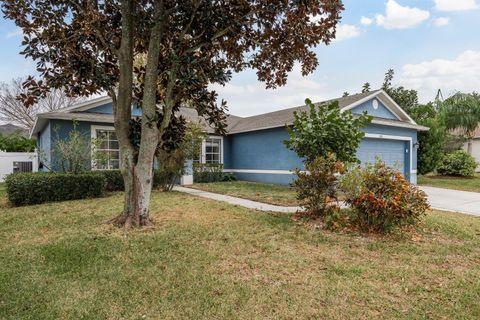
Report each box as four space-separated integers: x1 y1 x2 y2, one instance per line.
433 17 450 26
210 64 331 116
375 0 430 29
334 24 361 41
398 50 480 102
6 28 22 39
360 16 373 26
434 0 479 11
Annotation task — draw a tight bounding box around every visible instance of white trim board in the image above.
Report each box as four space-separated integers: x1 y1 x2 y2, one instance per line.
223 169 295 175
363 133 414 175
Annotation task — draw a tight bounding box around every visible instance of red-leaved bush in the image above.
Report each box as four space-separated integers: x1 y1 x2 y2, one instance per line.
341 161 429 233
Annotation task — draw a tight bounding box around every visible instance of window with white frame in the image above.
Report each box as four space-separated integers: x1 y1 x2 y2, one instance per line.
200 137 223 164
92 126 120 170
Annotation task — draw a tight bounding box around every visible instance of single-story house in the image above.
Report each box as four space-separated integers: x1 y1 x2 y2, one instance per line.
30 89 428 184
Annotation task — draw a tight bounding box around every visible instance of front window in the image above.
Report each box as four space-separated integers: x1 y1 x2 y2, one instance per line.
93 128 120 169
204 138 222 164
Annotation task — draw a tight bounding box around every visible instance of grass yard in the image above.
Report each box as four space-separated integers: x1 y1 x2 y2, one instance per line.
191 181 299 206
418 174 480 193
0 190 479 319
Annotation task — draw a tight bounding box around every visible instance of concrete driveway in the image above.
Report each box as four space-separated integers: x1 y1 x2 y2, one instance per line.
420 186 480 217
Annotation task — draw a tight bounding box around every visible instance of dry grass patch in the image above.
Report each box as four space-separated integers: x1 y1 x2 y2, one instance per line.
0 190 479 319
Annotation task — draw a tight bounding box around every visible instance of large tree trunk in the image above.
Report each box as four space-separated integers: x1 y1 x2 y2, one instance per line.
108 0 164 228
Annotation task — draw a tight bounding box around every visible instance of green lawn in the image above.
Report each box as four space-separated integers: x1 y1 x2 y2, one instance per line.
418 174 480 193
0 190 479 319
191 181 299 206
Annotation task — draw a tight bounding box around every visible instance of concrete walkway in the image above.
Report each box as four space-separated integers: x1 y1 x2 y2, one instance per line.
175 186 480 217
419 186 480 217
174 186 301 213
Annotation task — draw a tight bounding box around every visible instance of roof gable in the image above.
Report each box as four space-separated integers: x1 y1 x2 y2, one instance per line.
350 97 400 121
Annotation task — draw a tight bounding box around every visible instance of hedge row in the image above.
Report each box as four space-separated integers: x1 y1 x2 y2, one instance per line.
5 172 106 206
4 170 177 206
95 170 169 191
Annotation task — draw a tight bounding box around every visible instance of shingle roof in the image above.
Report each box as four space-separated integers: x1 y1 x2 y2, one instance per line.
227 90 381 134
32 89 428 137
35 107 241 134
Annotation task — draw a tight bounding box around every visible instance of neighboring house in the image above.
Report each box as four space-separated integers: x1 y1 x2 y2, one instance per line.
0 123 36 181
30 90 428 184
461 127 480 171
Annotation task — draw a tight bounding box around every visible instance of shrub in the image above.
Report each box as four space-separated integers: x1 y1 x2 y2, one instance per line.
341 161 429 233
156 149 185 191
153 168 179 191
437 150 477 177
5 172 106 206
95 170 124 191
222 172 237 182
193 163 224 183
292 155 344 217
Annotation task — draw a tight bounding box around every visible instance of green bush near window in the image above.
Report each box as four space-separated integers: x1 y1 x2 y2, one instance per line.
437 150 477 177
193 163 224 183
5 172 106 206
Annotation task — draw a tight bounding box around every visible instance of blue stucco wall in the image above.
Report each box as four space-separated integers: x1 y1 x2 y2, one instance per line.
226 127 303 171
226 123 418 185
351 98 398 120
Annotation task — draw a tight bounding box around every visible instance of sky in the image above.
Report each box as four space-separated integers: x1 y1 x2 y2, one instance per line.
1 0 480 117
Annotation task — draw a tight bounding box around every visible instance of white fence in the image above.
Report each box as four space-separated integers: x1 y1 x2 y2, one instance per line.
0 151 38 182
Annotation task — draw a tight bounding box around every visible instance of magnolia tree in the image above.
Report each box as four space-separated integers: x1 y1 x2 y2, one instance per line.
2 0 344 227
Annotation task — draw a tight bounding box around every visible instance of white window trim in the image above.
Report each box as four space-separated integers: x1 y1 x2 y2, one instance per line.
201 135 224 164
90 125 118 170
364 133 414 175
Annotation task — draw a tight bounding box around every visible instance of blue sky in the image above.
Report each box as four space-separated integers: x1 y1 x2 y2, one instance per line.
1 0 480 116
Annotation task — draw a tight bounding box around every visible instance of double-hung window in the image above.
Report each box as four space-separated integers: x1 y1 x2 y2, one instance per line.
204 138 222 163
197 136 223 164
92 126 120 170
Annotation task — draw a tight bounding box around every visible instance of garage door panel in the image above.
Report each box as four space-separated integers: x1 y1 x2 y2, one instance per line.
357 138 406 174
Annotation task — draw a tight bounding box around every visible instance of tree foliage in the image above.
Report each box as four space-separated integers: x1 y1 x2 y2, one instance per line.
284 99 372 164
381 69 419 113
442 92 480 154
0 133 36 152
361 82 371 93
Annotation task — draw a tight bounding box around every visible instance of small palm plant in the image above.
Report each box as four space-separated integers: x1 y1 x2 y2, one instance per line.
442 92 480 155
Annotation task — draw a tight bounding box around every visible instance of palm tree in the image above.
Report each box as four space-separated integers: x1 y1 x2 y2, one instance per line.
442 92 480 155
